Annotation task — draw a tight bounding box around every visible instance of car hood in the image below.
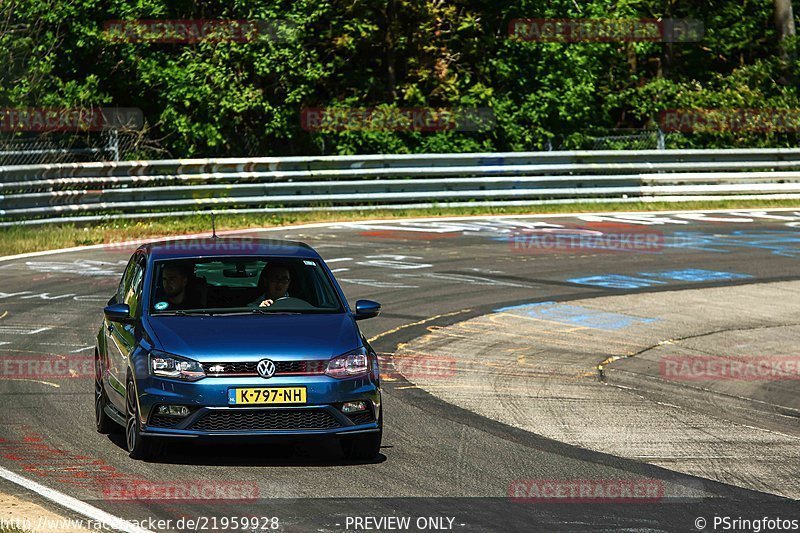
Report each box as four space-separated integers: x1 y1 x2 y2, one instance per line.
145 313 360 361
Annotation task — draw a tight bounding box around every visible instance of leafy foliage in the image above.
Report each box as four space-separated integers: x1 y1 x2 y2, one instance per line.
1 0 798 156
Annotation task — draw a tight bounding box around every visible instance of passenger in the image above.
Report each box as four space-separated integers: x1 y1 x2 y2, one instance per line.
159 263 202 310
252 264 291 307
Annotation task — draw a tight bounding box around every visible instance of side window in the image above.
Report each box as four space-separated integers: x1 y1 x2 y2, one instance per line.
124 260 145 316
313 267 339 308
117 256 137 304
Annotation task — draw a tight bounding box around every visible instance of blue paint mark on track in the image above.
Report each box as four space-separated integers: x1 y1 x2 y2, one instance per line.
567 275 668 289
494 301 657 330
665 230 800 257
640 269 752 283
568 269 753 289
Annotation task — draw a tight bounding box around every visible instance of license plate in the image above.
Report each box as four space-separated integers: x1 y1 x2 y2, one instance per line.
228 387 307 405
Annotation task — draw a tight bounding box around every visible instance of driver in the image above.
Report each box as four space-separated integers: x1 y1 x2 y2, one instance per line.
252 264 291 308
160 263 202 310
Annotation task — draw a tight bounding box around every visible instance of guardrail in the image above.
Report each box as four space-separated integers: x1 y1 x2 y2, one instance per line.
2 148 800 226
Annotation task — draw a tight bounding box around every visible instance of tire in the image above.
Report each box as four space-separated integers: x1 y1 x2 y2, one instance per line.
341 429 382 461
94 354 118 434
125 377 161 460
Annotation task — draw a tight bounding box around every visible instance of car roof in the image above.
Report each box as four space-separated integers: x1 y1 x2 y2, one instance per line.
140 237 321 261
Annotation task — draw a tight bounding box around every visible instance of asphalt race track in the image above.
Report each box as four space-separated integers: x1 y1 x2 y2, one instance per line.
1 209 799 532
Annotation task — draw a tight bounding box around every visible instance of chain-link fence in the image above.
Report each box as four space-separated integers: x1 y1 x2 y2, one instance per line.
546 129 677 151
0 130 163 166
4 127 787 164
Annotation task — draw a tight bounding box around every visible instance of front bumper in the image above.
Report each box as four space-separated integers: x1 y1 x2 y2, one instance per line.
136 374 381 439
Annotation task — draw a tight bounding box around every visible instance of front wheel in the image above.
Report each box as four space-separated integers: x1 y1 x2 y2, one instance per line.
95 354 118 434
125 377 161 460
340 429 382 461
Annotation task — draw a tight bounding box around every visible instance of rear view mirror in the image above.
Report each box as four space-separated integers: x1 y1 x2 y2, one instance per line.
104 303 132 323
223 262 254 278
355 300 381 320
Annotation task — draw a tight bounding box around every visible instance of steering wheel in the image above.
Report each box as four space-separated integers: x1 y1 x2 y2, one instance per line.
266 296 314 310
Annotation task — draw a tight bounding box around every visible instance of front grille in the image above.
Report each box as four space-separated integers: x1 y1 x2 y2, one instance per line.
202 360 326 376
276 360 327 374
189 409 341 432
148 414 180 428
346 411 375 425
203 362 257 375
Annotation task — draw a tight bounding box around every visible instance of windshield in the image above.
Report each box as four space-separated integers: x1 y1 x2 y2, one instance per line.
149 257 343 315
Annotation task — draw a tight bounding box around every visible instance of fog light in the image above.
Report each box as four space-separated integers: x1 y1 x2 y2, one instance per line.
157 405 190 417
341 401 368 414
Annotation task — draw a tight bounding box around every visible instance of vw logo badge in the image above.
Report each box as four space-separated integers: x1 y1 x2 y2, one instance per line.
257 359 276 379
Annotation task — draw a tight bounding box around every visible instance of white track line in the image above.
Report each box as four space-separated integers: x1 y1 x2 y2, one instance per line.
0 465 154 533
2 207 799 263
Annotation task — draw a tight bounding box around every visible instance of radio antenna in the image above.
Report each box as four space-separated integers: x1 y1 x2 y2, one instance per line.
211 211 218 238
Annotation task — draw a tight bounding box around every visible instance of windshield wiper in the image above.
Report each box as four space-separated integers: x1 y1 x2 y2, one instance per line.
153 310 214 316
250 308 301 315
170 308 302 316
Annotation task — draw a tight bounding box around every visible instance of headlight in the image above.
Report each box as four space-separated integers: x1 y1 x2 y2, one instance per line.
325 347 369 379
150 351 205 381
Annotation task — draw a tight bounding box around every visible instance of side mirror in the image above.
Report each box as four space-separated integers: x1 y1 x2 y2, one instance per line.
355 299 381 320
104 303 133 323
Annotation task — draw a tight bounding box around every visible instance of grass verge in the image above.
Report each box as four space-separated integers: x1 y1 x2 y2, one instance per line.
1 199 799 257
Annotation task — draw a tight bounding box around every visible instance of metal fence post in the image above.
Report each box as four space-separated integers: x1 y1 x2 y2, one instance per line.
657 127 666 151
107 130 120 161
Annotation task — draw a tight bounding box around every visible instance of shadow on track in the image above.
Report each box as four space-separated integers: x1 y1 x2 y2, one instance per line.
106 432 388 466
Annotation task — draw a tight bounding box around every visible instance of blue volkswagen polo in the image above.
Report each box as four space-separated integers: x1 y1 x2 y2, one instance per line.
94 237 382 460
